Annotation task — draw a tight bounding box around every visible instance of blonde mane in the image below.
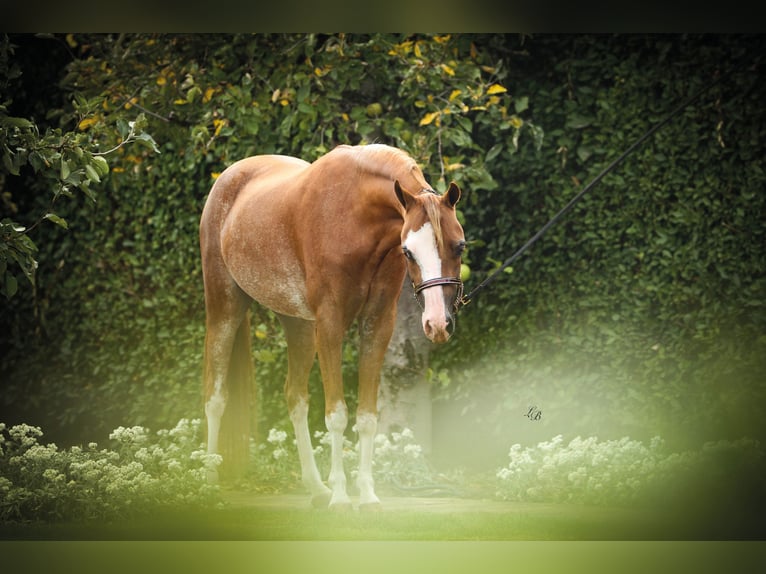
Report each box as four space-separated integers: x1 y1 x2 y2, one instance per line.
349 144 445 247
351 144 428 189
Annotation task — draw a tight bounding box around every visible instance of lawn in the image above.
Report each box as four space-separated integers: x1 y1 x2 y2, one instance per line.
1 493 761 541
3 494 765 574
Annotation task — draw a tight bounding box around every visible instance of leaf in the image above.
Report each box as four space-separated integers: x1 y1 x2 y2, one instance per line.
136 132 161 154
91 155 109 177
78 117 98 131
3 152 18 175
84 164 101 183
485 144 503 163
514 96 529 113
419 111 440 127
565 114 593 129
0 115 34 129
5 272 18 298
486 84 507 95
577 146 592 162
44 213 69 229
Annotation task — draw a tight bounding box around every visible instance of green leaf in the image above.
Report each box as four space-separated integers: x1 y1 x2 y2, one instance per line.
514 96 529 114
0 115 34 129
485 144 503 163
43 213 69 229
91 155 109 177
565 114 593 129
5 272 18 298
2 151 19 176
135 132 161 154
84 164 101 183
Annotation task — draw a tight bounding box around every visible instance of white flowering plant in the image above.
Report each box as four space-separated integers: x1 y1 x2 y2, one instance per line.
0 419 222 522
367 428 434 490
495 434 764 507
245 426 436 494
244 428 302 492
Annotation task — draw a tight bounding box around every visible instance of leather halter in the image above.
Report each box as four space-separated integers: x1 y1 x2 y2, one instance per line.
412 276 464 315
410 188 464 314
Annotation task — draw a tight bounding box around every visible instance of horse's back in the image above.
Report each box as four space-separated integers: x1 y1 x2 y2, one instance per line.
204 154 310 218
201 154 314 319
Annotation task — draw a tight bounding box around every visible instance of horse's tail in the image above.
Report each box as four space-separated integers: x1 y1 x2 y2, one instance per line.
217 311 255 480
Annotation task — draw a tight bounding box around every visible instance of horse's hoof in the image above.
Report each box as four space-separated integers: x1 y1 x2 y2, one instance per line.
311 492 332 509
359 501 382 513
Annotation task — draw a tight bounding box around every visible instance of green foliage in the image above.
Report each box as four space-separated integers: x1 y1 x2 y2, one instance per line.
432 34 766 451
495 433 765 509
0 419 222 522
0 34 764 465
0 33 540 444
1 35 159 300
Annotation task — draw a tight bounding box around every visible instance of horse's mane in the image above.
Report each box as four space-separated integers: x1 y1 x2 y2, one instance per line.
349 144 444 248
349 144 428 190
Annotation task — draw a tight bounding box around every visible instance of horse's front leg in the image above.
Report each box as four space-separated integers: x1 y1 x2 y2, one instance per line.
278 314 332 509
316 316 353 511
355 303 399 511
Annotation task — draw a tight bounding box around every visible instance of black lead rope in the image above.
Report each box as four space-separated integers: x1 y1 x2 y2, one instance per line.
457 63 750 311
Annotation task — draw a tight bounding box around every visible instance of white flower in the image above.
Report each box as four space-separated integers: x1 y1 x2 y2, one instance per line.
267 428 288 445
42 468 65 482
403 444 422 458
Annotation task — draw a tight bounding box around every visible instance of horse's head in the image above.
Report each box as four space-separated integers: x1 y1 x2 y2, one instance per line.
395 180 465 344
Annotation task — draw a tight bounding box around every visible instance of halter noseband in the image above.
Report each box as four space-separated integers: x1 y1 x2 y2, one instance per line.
412 276 465 315
409 188 465 315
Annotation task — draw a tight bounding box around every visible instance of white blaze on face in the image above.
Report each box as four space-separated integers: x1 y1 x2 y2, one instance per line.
404 222 449 341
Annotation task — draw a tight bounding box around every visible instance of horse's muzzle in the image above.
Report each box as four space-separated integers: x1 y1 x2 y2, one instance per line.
413 277 463 343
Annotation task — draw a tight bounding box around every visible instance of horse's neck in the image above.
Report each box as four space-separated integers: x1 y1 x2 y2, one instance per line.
350 145 430 196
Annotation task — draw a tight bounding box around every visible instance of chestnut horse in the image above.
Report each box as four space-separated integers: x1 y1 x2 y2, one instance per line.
200 144 465 510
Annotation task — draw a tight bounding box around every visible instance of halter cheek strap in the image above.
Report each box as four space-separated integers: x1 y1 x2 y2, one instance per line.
412 277 465 315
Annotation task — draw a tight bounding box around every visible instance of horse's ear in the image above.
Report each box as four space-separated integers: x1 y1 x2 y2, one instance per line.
444 181 461 208
394 180 412 209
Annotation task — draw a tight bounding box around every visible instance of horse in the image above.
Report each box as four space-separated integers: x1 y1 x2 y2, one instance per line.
199 143 465 510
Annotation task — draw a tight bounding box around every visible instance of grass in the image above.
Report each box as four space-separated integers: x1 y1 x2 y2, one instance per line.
2 493 761 541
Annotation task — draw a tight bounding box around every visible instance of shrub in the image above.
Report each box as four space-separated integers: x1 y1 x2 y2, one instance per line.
495 434 765 507
0 418 222 522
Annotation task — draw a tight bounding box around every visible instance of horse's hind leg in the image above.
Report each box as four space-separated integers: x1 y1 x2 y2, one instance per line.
278 314 332 508
202 276 251 482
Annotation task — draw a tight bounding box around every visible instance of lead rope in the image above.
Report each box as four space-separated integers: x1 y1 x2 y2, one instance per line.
457 62 753 311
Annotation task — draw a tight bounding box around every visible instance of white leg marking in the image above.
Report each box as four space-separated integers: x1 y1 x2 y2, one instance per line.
204 379 226 483
325 403 351 508
355 412 381 507
289 398 331 502
205 380 226 454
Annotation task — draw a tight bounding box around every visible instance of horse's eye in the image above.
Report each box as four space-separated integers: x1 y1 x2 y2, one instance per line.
402 246 415 261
